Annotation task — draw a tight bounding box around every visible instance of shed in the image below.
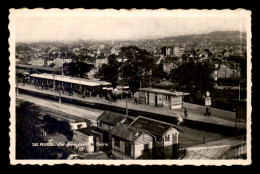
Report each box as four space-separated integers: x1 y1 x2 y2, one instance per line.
138 88 189 109
110 123 153 159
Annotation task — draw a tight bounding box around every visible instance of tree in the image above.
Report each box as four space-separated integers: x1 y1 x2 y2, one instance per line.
16 101 69 159
119 46 154 92
66 62 94 78
42 115 71 134
169 61 214 93
152 63 167 83
96 54 120 87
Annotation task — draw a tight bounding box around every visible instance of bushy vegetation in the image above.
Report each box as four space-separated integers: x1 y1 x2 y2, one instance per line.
16 101 70 159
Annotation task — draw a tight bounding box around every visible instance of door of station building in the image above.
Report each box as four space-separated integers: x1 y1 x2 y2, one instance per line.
155 95 157 106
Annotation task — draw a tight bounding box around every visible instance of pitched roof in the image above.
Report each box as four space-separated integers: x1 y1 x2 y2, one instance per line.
97 111 126 125
180 138 246 160
76 127 94 136
130 116 181 137
110 123 144 142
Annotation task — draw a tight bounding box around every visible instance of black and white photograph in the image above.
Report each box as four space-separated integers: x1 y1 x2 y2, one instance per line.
9 9 251 165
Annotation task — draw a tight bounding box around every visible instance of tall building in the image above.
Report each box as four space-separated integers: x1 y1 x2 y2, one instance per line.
166 47 173 56
173 46 180 57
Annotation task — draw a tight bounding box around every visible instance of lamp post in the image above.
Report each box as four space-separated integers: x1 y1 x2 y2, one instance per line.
126 92 128 117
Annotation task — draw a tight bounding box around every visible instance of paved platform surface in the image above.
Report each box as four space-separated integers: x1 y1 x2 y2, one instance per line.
17 84 241 129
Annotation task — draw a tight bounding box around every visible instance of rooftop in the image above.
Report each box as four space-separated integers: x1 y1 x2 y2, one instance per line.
29 73 111 86
180 138 246 160
110 123 144 142
76 128 94 136
97 111 126 125
138 88 189 96
130 116 181 137
180 146 231 160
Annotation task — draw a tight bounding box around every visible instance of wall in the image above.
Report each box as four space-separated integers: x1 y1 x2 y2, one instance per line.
163 127 179 159
95 58 108 69
162 95 170 109
111 137 134 159
134 133 153 159
53 58 63 67
70 122 87 130
100 121 112 132
170 96 182 109
173 47 180 57
28 59 45 66
149 93 155 106
72 131 94 153
217 64 241 78
157 94 163 105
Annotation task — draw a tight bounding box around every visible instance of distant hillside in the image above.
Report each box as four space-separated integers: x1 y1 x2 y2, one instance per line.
160 31 246 41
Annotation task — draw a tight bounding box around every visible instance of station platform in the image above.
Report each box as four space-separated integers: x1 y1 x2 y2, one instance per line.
16 83 246 133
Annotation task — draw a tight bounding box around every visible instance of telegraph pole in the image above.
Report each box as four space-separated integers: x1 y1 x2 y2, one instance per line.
58 83 61 108
126 92 128 117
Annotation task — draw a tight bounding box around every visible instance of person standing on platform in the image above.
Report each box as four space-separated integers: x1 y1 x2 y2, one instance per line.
204 91 211 117
184 108 188 118
134 97 137 104
41 81 44 91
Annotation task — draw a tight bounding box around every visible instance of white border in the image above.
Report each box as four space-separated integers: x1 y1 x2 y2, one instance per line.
9 9 252 165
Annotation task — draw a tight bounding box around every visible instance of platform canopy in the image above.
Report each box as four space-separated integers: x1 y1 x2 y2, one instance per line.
30 73 100 87
30 73 54 80
55 75 100 87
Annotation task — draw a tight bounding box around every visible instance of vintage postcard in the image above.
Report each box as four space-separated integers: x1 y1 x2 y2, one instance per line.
9 9 252 165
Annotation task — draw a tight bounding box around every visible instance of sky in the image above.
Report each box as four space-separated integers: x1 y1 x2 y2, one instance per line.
15 17 247 42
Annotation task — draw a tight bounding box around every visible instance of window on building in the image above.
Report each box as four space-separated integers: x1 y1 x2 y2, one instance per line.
223 71 226 76
215 70 218 75
163 95 169 100
165 135 170 142
144 144 149 151
215 64 219 68
125 141 131 156
114 137 120 148
98 121 102 128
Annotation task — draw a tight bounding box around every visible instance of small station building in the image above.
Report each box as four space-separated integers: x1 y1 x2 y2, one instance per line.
138 88 189 109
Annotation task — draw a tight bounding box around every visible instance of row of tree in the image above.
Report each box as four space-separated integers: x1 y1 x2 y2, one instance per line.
96 46 167 91
95 46 215 93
